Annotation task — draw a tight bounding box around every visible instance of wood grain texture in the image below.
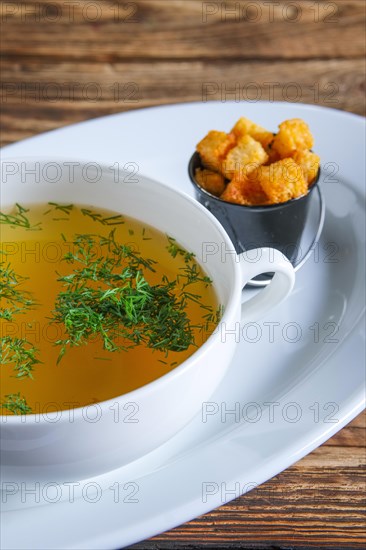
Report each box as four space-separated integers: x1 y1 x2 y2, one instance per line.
1 1 365 61
0 1 365 548
1 58 364 145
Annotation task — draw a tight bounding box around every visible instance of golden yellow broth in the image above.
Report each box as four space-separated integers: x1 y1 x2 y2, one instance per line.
0 203 218 413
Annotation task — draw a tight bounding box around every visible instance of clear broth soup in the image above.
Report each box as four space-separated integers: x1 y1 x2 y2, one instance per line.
0 203 220 414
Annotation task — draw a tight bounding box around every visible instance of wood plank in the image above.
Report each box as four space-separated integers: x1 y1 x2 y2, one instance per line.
1 1 365 61
1 58 364 146
324 411 365 447
1 0 362 25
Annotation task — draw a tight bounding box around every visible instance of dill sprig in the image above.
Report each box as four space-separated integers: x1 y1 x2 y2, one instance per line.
0 393 32 415
1 336 41 379
166 236 195 262
51 231 216 362
44 202 74 215
179 262 212 289
1 262 41 413
202 304 224 331
0 262 34 319
81 208 125 226
0 203 42 231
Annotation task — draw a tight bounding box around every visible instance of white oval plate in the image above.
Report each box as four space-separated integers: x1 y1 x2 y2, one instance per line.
1 102 365 550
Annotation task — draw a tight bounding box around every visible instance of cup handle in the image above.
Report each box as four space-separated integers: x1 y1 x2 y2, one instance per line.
240 248 295 324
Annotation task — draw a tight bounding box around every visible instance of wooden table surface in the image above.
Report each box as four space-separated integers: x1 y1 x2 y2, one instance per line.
1 1 365 548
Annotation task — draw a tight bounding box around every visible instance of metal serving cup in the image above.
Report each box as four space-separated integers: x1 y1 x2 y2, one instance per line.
188 152 322 285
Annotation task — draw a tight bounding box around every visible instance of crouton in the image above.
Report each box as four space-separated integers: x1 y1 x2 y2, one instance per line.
231 117 274 149
222 135 268 180
220 179 249 205
194 168 226 196
241 173 269 205
196 131 236 172
292 149 320 184
257 158 308 203
272 118 314 158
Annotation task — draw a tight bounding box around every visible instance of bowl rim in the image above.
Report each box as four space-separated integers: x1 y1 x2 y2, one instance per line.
188 151 321 211
0 156 241 423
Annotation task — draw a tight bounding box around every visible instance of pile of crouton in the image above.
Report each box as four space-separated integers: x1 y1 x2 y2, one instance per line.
195 117 320 205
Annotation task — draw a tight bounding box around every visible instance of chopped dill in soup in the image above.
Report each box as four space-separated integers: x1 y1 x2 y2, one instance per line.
0 203 221 415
